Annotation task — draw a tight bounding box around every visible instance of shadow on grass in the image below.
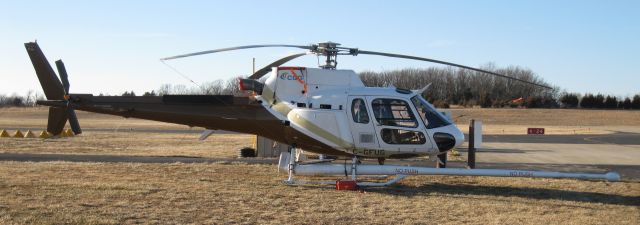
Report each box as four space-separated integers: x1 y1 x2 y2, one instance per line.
368 182 640 206
456 148 552 154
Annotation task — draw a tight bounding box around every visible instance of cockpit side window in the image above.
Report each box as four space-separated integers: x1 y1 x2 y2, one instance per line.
351 98 370 124
371 98 418 128
410 95 452 129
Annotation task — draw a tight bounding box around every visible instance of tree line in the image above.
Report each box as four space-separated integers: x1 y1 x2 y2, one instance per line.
359 66 639 109
559 92 640 109
115 78 242 97
359 65 560 108
0 90 42 107
2 65 638 110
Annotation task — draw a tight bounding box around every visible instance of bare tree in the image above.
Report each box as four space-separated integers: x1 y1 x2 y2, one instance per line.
359 65 555 108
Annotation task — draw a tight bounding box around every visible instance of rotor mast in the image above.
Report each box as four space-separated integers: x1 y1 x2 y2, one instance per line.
314 41 342 69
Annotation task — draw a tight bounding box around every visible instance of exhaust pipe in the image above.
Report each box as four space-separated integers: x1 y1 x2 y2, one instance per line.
239 78 264 94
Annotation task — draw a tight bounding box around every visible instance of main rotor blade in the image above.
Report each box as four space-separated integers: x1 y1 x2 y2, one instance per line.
357 50 552 89
249 52 308 79
55 60 70 94
161 44 311 61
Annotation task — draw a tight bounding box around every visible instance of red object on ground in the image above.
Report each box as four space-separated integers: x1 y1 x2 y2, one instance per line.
511 97 524 103
336 180 358 190
527 128 545 135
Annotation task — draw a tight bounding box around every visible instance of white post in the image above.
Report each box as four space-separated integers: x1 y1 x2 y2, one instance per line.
473 120 482 149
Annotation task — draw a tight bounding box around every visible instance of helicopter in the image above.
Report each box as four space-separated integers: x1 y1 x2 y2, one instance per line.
25 41 619 187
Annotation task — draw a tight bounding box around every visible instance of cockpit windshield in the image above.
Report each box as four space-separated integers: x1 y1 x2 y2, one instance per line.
410 95 452 129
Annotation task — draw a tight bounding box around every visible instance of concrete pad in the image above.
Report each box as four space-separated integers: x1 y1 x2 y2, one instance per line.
471 143 640 165
452 141 640 180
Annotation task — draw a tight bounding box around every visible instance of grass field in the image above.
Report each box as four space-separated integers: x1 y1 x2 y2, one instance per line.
0 131 252 158
0 162 638 224
450 108 640 126
3 107 640 135
449 108 640 134
0 107 254 158
0 107 187 130
1 107 639 224
2 107 639 157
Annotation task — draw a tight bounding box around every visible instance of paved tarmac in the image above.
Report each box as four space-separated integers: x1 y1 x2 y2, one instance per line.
480 132 640 145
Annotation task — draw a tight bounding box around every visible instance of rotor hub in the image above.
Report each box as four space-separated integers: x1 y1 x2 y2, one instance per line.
312 42 341 69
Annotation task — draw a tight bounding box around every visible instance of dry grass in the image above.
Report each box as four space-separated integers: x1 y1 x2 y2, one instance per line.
0 107 189 130
0 131 253 158
0 107 255 158
450 108 640 126
3 107 639 136
1 107 639 224
0 161 638 225
449 108 640 134
2 107 639 156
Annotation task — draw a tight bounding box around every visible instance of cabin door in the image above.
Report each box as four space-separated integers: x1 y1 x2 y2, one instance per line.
365 96 433 155
347 96 380 151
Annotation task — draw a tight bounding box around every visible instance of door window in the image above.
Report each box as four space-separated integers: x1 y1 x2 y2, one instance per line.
371 98 418 128
381 129 426 144
351 98 370 124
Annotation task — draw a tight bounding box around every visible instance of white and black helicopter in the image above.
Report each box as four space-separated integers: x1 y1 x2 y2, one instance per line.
26 41 620 187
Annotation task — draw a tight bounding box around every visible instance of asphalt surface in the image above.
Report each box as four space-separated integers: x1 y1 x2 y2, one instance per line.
480 132 640 145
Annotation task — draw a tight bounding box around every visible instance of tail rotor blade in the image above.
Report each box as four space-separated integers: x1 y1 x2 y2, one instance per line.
55 59 81 134
55 60 70 94
66 107 82 134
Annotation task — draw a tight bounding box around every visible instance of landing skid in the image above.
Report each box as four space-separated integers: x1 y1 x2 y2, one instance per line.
279 147 620 188
284 175 408 187
281 147 407 187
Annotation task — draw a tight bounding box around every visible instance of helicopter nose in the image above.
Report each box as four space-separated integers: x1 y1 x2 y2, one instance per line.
431 124 465 152
452 126 465 148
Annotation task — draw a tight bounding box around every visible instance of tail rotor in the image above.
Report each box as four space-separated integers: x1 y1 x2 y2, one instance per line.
55 60 82 135
25 42 82 136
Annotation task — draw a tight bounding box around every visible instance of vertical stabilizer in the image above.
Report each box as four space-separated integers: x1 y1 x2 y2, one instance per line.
25 42 69 135
24 42 65 100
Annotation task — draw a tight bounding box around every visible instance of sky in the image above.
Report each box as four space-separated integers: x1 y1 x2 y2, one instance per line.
1 0 639 97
